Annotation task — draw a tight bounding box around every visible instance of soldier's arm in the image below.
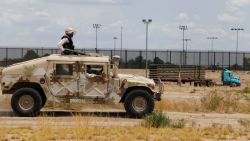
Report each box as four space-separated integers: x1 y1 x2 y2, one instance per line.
57 38 69 52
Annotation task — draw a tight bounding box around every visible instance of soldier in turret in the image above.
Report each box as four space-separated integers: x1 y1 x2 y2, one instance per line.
57 27 76 55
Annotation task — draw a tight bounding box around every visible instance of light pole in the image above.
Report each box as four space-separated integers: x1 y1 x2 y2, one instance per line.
113 37 118 55
120 26 123 58
184 39 191 65
179 25 188 65
207 37 218 51
142 19 152 78
93 24 101 53
231 28 244 67
207 37 218 66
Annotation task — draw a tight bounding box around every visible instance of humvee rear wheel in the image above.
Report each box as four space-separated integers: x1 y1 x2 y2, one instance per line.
124 89 154 118
11 88 42 117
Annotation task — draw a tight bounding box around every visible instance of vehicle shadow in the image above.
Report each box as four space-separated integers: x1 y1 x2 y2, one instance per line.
41 111 129 118
0 110 129 118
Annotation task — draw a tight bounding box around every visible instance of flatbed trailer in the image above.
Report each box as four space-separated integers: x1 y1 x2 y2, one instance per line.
149 64 214 87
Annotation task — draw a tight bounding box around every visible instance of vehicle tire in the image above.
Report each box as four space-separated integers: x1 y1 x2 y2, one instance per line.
11 88 42 117
230 83 237 87
124 89 154 118
194 82 198 87
200 81 206 87
206 81 214 87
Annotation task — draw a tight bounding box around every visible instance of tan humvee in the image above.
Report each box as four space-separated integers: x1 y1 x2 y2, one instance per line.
0 53 163 117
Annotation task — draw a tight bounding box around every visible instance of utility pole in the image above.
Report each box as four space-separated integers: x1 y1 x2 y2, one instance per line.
113 37 118 55
120 26 123 58
179 25 188 65
184 39 191 65
231 28 244 67
207 37 218 66
93 24 101 53
142 19 152 78
207 37 218 51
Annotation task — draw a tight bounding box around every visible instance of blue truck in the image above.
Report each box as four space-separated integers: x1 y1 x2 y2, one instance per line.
221 69 241 86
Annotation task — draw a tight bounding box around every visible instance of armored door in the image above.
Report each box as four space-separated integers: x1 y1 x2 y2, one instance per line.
78 62 108 100
46 61 79 98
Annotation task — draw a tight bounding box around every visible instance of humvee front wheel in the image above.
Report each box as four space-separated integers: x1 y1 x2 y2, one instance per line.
11 88 42 117
124 89 154 118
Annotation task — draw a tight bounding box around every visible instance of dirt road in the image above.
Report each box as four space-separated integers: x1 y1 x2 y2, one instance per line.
0 87 249 129
0 110 249 129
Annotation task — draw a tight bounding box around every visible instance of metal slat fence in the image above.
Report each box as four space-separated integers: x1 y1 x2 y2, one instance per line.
0 47 250 70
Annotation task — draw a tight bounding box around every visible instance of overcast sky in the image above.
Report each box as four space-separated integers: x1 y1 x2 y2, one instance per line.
0 0 250 51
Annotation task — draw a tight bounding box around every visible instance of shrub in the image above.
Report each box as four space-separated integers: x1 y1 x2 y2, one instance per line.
238 87 250 94
238 119 250 128
143 110 185 128
143 110 171 128
170 119 186 128
201 93 223 111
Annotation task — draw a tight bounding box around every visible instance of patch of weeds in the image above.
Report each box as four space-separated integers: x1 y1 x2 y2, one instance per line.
201 93 223 111
143 110 171 128
238 87 250 94
190 89 197 93
143 110 185 128
170 119 185 128
238 119 250 129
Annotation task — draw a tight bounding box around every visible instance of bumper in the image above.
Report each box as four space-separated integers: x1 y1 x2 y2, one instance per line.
153 79 164 101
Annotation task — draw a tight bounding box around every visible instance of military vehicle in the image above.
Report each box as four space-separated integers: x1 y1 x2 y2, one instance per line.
0 52 163 117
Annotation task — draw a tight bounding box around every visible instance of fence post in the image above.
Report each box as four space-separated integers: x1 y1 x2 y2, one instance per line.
228 52 231 69
207 51 210 69
139 50 142 69
194 52 196 65
165 51 168 64
169 51 172 64
125 50 128 68
199 52 201 66
5 48 8 67
154 51 157 63
111 50 113 59
214 51 216 69
21 48 24 57
180 51 182 65
222 52 224 69
243 53 246 70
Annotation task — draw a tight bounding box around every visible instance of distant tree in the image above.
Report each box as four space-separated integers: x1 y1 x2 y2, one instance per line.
231 64 242 70
119 58 126 68
0 49 40 66
244 57 250 70
127 56 144 69
153 57 164 64
23 50 39 60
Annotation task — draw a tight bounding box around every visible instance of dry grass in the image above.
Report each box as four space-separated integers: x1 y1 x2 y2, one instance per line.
238 119 250 129
0 116 249 141
156 88 250 113
155 99 200 112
